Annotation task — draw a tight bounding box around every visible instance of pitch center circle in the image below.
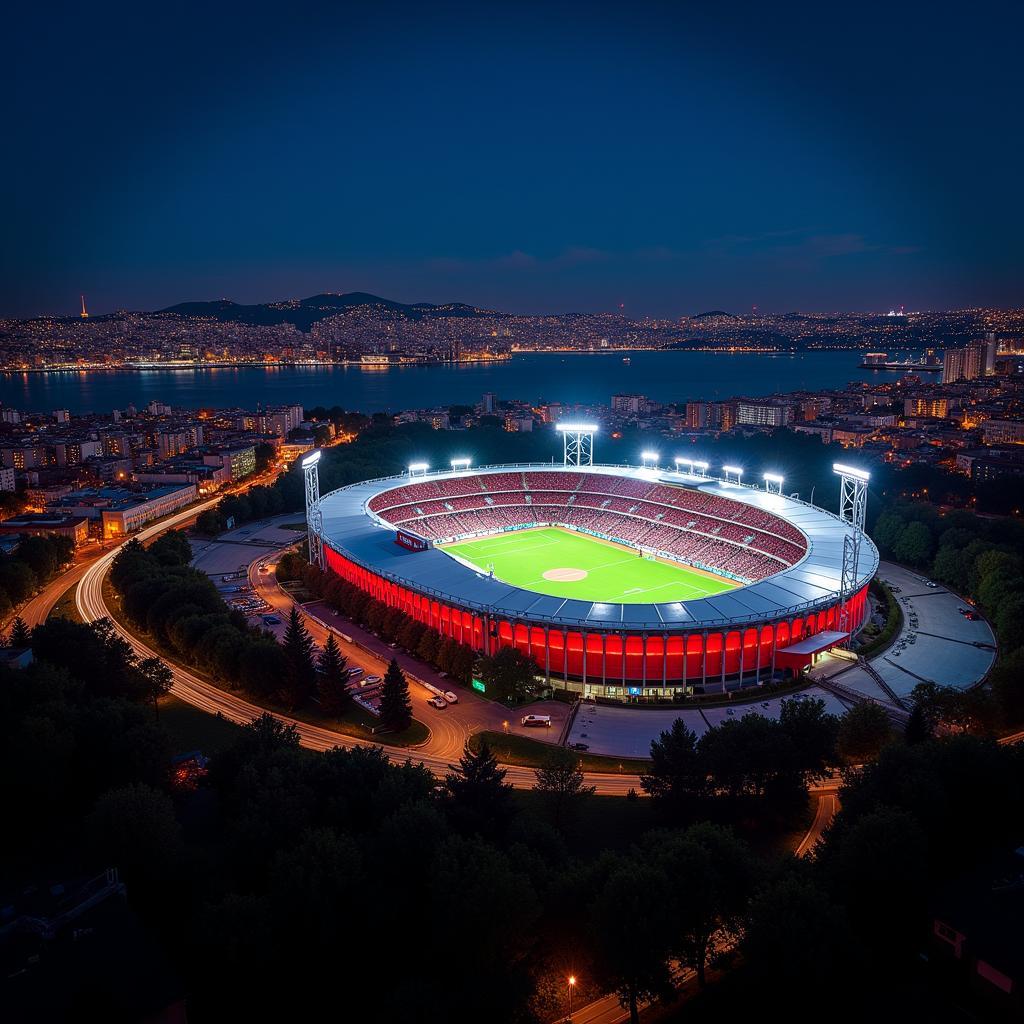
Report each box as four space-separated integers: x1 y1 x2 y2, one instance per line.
543 567 588 582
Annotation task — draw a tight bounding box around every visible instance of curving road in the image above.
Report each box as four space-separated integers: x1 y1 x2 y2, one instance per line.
72 498 643 794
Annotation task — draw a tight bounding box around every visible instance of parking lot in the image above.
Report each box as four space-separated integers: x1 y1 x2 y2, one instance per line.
566 686 851 759
872 562 996 698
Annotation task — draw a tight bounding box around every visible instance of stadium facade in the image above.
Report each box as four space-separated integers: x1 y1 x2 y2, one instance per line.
311 464 877 698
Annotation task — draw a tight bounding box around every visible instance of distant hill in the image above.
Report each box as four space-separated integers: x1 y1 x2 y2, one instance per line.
692 310 732 319
158 292 495 332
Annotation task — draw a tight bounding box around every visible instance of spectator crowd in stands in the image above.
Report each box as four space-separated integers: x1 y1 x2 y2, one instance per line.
367 471 807 583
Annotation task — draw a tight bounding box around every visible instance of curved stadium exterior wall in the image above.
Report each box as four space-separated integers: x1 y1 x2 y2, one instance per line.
314 464 877 697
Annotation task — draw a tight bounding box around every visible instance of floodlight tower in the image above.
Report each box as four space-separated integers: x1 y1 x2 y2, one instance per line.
833 463 870 636
557 423 597 467
763 472 784 495
302 449 324 569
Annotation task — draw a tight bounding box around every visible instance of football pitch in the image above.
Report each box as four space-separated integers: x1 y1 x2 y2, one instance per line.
440 527 739 604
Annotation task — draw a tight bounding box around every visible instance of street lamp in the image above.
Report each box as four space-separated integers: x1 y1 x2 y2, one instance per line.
567 975 577 1020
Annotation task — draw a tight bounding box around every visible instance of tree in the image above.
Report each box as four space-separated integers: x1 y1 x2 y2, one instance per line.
533 747 595 828
316 633 350 717
88 782 184 891
8 615 31 649
647 823 759 988
778 696 839 783
280 605 316 709
641 719 706 816
589 859 673 1024
378 657 412 732
836 702 894 763
138 657 173 719
443 738 514 838
474 646 538 703
892 520 933 566
742 873 853 991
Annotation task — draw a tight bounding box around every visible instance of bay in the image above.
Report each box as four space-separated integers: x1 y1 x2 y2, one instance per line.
0 350 907 414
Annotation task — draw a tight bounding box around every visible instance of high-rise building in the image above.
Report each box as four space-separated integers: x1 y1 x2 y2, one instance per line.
736 401 793 427
942 346 983 384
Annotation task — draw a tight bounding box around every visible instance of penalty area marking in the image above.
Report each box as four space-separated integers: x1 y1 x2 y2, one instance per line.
542 567 588 582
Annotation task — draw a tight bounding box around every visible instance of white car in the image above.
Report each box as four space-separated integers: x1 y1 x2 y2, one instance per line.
443 691 458 705
428 695 448 709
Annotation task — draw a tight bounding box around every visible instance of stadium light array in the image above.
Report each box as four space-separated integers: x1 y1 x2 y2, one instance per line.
641 450 659 466
833 463 870 481
300 450 321 469
408 462 430 476
556 423 599 432
450 457 472 469
722 465 742 475
763 472 784 484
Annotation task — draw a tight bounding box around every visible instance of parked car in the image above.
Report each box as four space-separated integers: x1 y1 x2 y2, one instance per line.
262 615 281 625
570 742 589 752
443 691 458 705
521 714 552 727
363 675 382 686
428 695 448 709
347 667 364 679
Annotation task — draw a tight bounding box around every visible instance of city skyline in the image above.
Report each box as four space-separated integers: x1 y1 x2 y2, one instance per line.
5 1 1023 318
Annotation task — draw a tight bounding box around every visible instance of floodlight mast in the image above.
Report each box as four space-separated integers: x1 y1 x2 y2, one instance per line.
722 465 743 485
408 462 429 477
833 463 870 638
450 457 472 470
763 472 784 495
557 423 597 467
303 451 324 569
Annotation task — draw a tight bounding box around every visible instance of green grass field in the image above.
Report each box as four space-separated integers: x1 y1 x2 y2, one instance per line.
441 526 737 603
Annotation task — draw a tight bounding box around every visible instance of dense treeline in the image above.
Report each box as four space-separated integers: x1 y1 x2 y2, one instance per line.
1 617 173 836
110 532 291 703
0 533 75 619
7 618 1021 1021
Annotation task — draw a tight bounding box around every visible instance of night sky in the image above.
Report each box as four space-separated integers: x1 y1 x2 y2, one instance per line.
4 0 1021 318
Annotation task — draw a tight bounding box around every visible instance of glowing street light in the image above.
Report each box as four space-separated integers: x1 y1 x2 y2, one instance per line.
568 976 577 1020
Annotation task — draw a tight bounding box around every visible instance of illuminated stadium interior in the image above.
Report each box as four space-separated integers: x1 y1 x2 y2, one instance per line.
312 463 877 698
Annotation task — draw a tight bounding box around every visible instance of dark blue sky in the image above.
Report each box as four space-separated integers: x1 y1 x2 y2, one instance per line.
4 0 1021 318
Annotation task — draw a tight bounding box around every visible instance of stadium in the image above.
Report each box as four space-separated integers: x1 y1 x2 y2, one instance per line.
305 441 877 700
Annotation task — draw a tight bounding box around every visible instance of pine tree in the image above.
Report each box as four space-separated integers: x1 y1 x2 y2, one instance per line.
317 632 351 717
280 605 316 709
443 738 514 837
378 657 412 732
8 616 31 649
534 747 596 828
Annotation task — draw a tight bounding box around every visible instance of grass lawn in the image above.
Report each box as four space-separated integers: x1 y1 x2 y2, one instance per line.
471 729 650 774
159 695 243 755
442 526 737 603
47 580 84 623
